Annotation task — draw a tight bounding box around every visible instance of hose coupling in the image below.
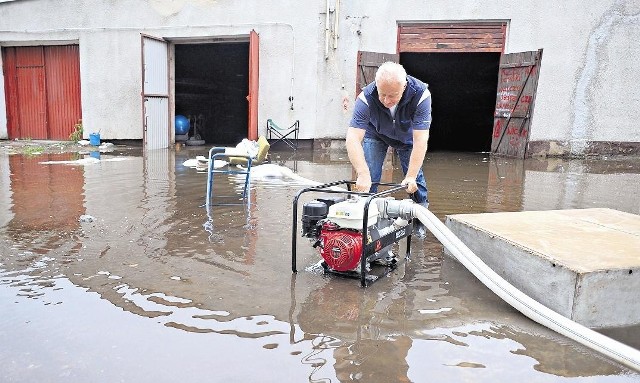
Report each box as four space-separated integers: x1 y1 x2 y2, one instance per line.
375 198 416 220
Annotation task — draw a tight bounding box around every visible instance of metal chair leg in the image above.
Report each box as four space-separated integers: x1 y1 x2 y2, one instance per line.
205 147 253 206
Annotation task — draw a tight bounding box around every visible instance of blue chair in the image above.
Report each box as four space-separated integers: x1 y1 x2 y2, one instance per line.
205 147 253 207
266 119 299 150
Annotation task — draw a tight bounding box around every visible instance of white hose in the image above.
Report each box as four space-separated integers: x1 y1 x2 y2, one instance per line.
410 204 640 372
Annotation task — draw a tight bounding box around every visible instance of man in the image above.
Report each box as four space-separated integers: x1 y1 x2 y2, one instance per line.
346 62 431 237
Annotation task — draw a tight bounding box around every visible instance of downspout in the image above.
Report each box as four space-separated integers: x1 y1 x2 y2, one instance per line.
324 0 331 60
333 0 340 50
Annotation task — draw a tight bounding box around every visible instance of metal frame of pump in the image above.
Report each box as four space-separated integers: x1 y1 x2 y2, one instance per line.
292 180 414 287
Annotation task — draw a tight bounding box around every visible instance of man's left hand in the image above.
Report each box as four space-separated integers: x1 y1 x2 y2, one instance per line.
401 177 418 194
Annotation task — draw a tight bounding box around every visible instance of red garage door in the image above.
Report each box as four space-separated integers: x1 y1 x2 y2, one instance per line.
2 45 82 140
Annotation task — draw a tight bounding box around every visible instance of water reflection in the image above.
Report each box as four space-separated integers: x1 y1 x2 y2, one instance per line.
0 146 639 382
290 252 634 381
423 152 640 217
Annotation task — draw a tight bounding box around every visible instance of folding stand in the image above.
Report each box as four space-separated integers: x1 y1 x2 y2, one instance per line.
266 119 299 150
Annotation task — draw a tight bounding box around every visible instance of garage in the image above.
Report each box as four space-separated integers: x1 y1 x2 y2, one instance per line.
174 41 249 146
356 22 508 153
399 22 507 153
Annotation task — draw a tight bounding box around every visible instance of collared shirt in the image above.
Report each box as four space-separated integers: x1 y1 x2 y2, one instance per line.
350 75 432 149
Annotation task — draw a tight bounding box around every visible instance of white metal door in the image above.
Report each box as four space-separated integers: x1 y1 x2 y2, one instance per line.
142 36 169 150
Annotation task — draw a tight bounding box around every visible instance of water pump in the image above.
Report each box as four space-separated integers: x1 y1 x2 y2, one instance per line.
292 181 416 286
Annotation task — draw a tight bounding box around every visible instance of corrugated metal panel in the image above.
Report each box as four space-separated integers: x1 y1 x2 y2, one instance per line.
45 45 82 140
15 47 47 139
144 97 169 150
398 22 507 53
2 48 19 138
142 36 169 150
143 38 168 96
3 45 82 140
15 46 44 67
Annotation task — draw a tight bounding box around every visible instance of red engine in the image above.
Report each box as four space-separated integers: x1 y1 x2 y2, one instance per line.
298 191 413 286
318 222 363 271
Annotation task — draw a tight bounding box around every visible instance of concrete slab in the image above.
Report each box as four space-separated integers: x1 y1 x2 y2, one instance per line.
444 208 640 329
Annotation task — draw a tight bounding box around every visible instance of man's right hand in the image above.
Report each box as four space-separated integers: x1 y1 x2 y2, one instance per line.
346 127 372 193
355 173 372 193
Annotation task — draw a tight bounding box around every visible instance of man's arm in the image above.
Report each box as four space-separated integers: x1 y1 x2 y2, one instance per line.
401 91 432 193
345 127 371 192
401 129 429 193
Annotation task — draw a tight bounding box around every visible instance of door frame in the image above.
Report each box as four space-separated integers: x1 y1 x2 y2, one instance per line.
395 21 510 153
163 32 259 144
247 30 259 141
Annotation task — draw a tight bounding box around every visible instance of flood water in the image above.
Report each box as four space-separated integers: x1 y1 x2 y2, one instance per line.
1 144 639 382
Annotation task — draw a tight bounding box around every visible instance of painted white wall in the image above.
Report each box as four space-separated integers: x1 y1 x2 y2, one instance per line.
325 0 640 152
0 0 638 155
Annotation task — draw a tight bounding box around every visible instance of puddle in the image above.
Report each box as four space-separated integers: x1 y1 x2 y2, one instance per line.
0 147 639 381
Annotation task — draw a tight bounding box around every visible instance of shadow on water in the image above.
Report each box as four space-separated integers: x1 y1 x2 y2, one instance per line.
0 146 639 382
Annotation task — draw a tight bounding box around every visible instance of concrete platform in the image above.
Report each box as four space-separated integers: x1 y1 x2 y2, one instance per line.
444 208 640 329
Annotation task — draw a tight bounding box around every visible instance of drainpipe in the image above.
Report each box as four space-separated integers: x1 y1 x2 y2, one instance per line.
324 0 331 60
333 0 340 50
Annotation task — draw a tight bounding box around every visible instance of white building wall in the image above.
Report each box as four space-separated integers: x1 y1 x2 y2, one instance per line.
0 0 638 155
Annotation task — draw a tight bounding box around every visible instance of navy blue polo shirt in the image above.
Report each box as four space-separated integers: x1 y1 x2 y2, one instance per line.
349 75 431 149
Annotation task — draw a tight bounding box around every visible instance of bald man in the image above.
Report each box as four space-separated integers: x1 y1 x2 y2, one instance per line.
346 62 431 238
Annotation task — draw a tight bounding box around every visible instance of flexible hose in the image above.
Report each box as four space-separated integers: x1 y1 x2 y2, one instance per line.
409 204 640 372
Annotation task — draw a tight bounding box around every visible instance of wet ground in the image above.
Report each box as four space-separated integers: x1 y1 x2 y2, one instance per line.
1 142 639 382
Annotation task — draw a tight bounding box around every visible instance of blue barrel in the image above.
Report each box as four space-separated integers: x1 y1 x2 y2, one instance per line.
89 133 101 146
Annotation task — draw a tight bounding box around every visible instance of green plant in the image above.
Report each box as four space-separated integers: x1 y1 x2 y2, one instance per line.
69 119 83 142
23 145 45 156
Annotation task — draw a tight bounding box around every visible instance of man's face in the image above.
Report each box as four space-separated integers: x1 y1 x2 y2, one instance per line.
377 80 406 108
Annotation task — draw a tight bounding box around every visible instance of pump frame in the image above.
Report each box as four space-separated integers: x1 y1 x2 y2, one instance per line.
292 180 414 287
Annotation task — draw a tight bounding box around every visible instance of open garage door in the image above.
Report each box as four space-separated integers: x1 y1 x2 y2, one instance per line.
397 21 507 152
491 49 543 157
142 35 170 150
173 31 257 146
